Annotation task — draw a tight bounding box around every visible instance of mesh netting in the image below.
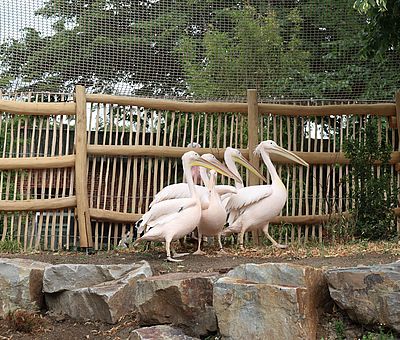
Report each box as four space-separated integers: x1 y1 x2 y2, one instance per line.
0 0 399 101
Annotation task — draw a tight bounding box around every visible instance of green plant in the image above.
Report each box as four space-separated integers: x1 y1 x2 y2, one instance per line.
0 238 21 253
334 319 346 340
344 117 397 240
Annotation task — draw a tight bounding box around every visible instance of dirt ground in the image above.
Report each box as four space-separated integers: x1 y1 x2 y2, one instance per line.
0 242 399 340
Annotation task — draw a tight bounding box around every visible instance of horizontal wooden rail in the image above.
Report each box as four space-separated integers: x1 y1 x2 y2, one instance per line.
86 94 249 113
0 99 76 116
89 208 141 223
0 196 77 212
259 103 395 117
270 213 351 225
86 94 395 117
88 210 350 226
0 155 76 170
87 145 400 166
87 145 241 159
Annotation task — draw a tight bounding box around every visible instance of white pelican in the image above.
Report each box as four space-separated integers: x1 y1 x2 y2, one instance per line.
150 150 265 208
193 169 227 255
133 151 238 262
222 140 308 249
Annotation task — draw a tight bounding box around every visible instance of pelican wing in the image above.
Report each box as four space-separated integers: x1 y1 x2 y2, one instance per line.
225 185 274 211
215 185 237 196
150 183 209 207
150 183 190 207
140 197 197 232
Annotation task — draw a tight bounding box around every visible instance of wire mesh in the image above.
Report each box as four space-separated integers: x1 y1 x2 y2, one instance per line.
0 0 399 101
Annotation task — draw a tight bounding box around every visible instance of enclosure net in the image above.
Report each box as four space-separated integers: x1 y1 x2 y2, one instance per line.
0 0 399 102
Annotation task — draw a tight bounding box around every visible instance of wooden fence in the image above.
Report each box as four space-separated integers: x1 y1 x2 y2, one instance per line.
0 87 399 251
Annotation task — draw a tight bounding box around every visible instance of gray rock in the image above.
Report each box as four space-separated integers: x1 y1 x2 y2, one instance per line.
129 325 200 340
325 262 400 332
214 263 330 340
43 263 144 293
45 261 152 323
135 272 219 338
0 258 50 316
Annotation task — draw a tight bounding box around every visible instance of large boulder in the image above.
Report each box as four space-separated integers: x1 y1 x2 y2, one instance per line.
135 272 219 338
325 262 400 333
0 258 50 316
214 263 331 340
129 325 200 340
44 261 152 323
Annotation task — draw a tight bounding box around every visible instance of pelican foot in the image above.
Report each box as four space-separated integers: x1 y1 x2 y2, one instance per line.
239 244 244 250
274 243 288 249
166 256 184 262
173 252 190 258
193 250 206 255
218 248 228 254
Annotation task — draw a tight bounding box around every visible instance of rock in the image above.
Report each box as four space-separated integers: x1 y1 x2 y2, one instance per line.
45 261 152 323
325 262 400 333
214 263 330 340
135 272 219 338
43 263 145 293
129 325 200 340
0 258 50 316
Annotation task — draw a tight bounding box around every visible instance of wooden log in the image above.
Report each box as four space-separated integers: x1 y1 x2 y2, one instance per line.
74 85 93 248
0 155 75 170
89 208 141 223
390 116 397 129
270 213 351 225
0 99 75 116
86 145 400 165
86 94 395 117
86 94 249 113
0 196 77 211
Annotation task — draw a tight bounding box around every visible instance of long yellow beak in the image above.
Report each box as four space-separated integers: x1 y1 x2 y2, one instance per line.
233 153 267 183
192 158 242 183
272 145 309 167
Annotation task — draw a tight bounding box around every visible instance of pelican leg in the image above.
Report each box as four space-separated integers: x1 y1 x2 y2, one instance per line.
217 233 227 254
193 231 206 255
166 240 184 262
238 231 245 250
171 243 190 258
262 223 288 249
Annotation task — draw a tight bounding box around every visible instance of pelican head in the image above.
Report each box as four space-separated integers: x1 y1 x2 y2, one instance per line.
183 151 240 181
255 140 309 167
201 153 243 185
225 147 267 182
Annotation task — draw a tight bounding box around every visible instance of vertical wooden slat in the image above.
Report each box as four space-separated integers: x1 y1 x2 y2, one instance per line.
75 85 92 248
247 89 260 245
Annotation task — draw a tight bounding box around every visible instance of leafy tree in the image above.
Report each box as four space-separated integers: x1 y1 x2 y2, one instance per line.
354 0 400 57
177 6 310 99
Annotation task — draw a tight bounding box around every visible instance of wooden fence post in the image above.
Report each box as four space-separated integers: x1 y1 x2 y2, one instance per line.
75 85 93 248
396 91 400 242
247 89 261 245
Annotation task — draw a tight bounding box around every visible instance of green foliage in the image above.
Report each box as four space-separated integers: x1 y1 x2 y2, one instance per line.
0 237 21 253
178 6 310 99
334 319 345 340
344 118 397 240
361 327 396 340
354 0 400 57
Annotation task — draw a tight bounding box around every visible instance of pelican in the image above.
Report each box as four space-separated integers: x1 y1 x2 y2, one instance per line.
150 149 265 208
222 140 308 249
193 169 227 255
133 151 238 262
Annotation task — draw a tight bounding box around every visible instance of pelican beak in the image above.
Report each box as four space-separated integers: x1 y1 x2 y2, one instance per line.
233 153 267 183
192 158 241 183
272 145 309 167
